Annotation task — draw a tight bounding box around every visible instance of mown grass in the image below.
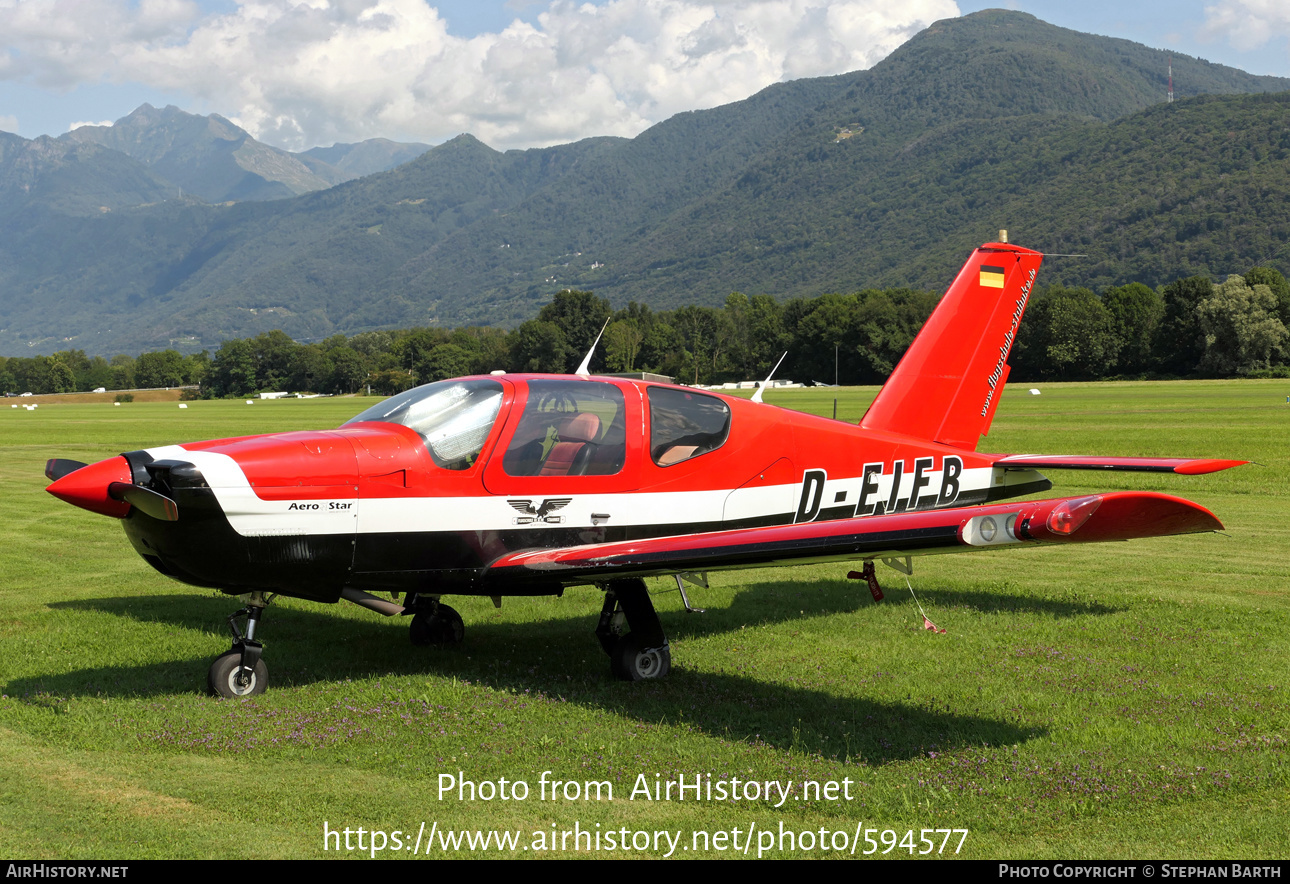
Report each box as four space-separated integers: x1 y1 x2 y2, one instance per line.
0 382 1286 859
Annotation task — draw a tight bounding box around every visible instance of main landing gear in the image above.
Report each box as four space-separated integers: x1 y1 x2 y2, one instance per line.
208 591 273 699
408 597 465 646
597 578 671 681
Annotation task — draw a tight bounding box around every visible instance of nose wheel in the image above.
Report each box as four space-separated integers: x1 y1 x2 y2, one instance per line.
208 592 272 698
208 648 267 698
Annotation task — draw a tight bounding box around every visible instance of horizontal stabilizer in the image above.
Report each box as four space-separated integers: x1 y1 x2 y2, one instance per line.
484 492 1222 585
995 455 1247 475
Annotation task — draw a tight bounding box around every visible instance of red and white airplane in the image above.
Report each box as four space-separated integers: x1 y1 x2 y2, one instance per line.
45 243 1242 697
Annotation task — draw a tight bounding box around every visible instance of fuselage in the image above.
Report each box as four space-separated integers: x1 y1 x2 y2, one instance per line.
50 374 1050 602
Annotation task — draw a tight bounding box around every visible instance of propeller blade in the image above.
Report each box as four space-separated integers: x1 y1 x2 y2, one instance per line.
108 482 179 522
45 459 88 481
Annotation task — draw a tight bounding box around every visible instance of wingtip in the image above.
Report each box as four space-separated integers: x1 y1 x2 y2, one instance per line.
1065 492 1225 541
1174 459 1249 475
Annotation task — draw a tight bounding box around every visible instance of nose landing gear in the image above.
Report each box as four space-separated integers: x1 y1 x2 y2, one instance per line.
208 591 273 698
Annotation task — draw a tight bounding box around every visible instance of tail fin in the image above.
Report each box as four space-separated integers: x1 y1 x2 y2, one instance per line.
860 243 1041 450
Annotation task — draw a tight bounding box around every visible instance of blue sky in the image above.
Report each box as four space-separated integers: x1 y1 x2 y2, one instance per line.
1 0 1286 151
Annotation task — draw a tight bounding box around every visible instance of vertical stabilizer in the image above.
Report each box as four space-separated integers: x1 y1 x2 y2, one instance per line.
859 243 1041 450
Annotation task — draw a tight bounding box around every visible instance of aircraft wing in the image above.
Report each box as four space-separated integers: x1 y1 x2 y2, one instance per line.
994 455 1246 475
483 491 1223 585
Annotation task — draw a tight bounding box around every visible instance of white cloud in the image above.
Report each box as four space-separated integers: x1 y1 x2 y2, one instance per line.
0 113 17 132
0 0 199 87
67 119 115 130
1202 0 1290 50
0 0 959 150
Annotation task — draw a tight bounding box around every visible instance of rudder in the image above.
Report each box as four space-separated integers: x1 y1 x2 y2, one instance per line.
859 243 1042 450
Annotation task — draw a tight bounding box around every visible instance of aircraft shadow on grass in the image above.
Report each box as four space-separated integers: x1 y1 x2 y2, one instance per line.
7 583 1075 761
889 586 1124 620
672 578 1126 633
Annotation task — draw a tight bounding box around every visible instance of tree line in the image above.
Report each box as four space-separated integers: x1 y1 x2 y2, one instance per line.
4 265 1288 398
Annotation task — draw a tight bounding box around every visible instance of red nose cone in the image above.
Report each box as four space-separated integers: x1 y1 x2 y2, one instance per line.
47 456 134 518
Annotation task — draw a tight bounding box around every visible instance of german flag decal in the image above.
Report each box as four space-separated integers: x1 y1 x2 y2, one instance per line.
979 265 1006 288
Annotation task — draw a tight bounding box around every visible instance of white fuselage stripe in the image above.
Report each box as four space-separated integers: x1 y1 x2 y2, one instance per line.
153 445 1031 537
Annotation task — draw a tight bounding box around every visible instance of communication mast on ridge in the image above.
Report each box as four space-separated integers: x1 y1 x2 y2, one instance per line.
1168 55 1174 103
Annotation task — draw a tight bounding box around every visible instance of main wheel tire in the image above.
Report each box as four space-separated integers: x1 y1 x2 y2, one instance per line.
610 634 671 681
207 649 268 698
410 604 465 646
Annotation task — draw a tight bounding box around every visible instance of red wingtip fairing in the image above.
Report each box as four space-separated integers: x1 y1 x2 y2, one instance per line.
46 456 133 518
1031 492 1223 543
1175 458 1249 475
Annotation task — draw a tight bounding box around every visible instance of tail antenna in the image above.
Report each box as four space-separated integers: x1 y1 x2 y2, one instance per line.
751 352 788 404
575 318 611 377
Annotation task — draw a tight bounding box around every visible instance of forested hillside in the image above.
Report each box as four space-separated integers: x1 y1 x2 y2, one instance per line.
8 255 1288 399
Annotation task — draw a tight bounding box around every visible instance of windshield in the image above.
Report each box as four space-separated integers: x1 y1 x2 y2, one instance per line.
344 378 505 470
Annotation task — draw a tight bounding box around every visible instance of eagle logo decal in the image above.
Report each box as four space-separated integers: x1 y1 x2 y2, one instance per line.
508 498 573 525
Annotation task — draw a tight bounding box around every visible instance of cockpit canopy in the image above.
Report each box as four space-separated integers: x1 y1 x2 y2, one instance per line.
344 378 504 470
344 375 734 477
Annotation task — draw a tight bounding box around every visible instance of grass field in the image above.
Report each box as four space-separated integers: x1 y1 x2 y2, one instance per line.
1 381 1286 859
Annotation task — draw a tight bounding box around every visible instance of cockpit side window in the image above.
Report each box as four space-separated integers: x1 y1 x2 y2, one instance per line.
648 387 731 467
502 380 627 477
343 379 504 470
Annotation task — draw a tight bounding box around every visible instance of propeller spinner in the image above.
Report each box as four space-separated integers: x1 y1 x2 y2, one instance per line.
46 456 179 521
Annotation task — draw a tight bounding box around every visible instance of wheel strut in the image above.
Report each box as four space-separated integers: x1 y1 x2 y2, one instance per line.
226 592 271 672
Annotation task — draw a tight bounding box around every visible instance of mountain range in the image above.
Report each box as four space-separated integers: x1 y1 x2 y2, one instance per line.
60 104 431 203
2 9 1289 356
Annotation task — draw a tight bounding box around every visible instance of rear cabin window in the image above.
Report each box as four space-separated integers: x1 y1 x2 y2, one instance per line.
502 380 627 477
648 387 731 467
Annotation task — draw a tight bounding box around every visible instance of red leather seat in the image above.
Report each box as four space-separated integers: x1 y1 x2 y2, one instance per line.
538 413 602 476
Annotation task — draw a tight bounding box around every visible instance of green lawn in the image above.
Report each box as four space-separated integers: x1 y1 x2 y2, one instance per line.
1 381 1286 859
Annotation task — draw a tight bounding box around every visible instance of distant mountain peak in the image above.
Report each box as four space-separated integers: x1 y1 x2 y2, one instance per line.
441 133 496 152
62 105 334 201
